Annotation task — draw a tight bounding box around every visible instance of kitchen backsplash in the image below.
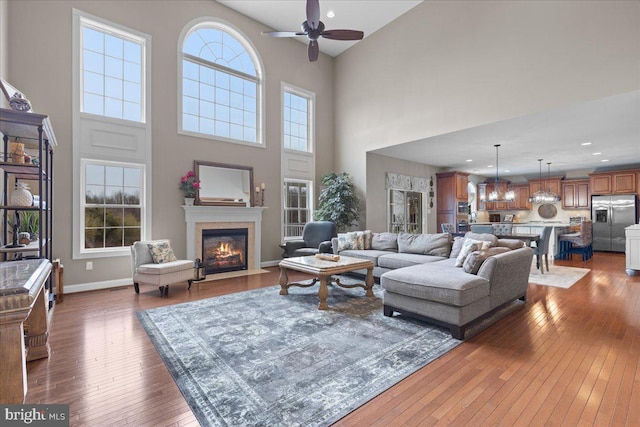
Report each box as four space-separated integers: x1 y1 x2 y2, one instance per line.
475 202 590 224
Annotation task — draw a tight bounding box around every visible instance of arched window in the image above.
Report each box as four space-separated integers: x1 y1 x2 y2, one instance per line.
179 19 263 145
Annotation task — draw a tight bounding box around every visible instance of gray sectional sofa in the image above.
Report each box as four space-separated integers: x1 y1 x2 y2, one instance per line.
331 231 534 339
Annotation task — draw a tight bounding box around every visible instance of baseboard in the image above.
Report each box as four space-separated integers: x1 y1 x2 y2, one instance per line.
64 261 281 294
64 278 132 294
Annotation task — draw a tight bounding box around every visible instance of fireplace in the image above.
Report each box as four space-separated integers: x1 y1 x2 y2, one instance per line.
202 228 249 274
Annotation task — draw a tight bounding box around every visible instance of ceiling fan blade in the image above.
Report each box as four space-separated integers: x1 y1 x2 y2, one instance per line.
262 31 306 38
306 0 320 29
321 29 364 41
308 40 319 62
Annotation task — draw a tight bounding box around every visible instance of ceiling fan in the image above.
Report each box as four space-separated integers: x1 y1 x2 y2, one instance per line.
262 0 364 62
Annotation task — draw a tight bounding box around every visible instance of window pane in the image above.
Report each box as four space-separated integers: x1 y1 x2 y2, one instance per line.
85 207 104 227
83 27 104 53
105 34 123 58
84 93 104 115
86 185 104 204
105 228 124 247
84 49 104 73
123 62 141 83
105 186 123 204
124 168 140 187
123 208 141 225
123 102 141 122
84 71 104 95
124 227 141 246
105 76 123 99
105 96 123 119
86 164 104 185
106 166 123 186
180 26 259 144
105 56 123 79
123 41 141 63
123 187 140 204
85 228 104 249
106 208 123 226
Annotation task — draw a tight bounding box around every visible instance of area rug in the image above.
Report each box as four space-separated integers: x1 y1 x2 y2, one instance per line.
137 280 462 427
529 264 590 288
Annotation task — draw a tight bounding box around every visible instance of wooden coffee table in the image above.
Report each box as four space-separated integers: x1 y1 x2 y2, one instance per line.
278 255 375 310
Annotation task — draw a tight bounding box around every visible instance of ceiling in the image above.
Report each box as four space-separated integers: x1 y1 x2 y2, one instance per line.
217 0 423 57
217 1 639 180
373 91 640 179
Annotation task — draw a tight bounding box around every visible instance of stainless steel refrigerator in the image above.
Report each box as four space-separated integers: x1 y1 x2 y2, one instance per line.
591 194 638 252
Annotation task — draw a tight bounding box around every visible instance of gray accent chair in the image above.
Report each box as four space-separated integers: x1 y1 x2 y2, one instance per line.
282 221 337 258
532 226 552 273
470 224 494 234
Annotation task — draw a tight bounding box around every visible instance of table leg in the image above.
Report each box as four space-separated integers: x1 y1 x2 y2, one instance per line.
318 275 329 310
279 266 289 295
26 288 50 361
365 267 374 297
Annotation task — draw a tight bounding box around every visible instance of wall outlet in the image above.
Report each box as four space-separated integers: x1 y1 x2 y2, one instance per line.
86 261 93 270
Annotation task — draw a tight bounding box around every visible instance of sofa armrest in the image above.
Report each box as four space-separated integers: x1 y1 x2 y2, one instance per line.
331 237 339 254
318 240 333 254
478 247 533 308
283 240 305 257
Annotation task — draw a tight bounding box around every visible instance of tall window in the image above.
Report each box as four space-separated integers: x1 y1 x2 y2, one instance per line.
180 21 263 145
83 161 144 251
73 9 151 259
80 17 145 122
283 180 312 239
283 85 313 152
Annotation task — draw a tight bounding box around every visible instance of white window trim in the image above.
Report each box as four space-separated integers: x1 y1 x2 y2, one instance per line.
80 159 146 255
177 16 266 148
282 178 314 241
281 82 315 155
72 9 152 259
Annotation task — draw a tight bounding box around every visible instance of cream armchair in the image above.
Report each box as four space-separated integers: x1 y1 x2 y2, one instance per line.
131 240 195 297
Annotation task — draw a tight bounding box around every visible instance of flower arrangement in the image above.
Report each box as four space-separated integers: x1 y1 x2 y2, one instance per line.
180 171 200 198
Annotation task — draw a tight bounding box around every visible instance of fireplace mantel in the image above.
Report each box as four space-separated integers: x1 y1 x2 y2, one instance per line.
183 206 266 270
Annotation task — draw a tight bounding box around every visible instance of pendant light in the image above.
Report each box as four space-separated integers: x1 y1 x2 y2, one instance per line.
529 159 561 203
481 144 515 202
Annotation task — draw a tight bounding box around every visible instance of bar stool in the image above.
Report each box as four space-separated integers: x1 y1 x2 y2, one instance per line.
557 220 593 261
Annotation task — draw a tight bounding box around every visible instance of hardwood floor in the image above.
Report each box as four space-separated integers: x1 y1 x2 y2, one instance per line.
25 253 640 426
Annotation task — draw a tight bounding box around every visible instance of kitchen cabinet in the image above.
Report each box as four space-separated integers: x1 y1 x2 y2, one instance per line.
589 170 639 195
436 171 469 231
507 184 531 210
626 224 640 274
562 179 590 210
528 177 562 200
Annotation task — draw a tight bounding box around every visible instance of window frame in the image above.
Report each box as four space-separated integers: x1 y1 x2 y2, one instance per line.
282 178 314 241
72 9 152 260
79 15 147 124
80 159 146 255
177 17 265 148
282 83 315 154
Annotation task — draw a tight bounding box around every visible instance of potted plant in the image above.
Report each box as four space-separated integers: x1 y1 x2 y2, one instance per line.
314 172 360 232
17 210 39 243
179 170 200 206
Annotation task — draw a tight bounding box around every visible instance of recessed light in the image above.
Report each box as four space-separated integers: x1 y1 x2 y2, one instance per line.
581 142 592 146
465 159 472 162
601 159 610 162
504 169 510 173
592 152 602 155
488 165 494 168
326 10 335 18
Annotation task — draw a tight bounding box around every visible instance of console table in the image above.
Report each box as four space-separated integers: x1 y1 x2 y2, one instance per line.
0 259 52 403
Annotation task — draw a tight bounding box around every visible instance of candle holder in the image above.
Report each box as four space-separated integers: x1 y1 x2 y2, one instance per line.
255 183 266 207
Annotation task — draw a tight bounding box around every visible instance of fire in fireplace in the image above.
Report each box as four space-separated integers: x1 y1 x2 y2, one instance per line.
202 228 248 274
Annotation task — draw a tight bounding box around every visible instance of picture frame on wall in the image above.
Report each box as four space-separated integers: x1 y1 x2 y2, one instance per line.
503 214 514 223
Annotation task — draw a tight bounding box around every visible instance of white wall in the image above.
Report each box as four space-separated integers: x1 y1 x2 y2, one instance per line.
3 0 335 289
335 0 640 229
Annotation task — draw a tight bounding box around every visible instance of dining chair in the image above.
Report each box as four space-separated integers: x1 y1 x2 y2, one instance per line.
441 223 456 233
492 223 513 236
532 226 553 273
470 224 494 234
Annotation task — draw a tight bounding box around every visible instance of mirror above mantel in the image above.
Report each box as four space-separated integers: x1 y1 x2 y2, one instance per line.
194 161 254 207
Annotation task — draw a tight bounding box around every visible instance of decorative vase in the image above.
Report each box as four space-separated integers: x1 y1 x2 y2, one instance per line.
184 197 195 206
10 182 33 206
18 232 31 245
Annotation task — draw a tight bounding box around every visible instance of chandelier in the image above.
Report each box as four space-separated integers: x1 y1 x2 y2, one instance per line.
529 159 561 203
481 144 515 202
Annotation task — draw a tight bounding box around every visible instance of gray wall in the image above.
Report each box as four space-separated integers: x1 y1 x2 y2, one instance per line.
334 0 640 229
366 153 440 234
3 0 335 289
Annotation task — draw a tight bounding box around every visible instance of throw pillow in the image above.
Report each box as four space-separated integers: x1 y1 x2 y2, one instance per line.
371 232 398 251
147 241 178 264
463 247 511 274
362 230 373 250
336 232 363 252
450 236 466 258
455 238 491 267
397 233 452 256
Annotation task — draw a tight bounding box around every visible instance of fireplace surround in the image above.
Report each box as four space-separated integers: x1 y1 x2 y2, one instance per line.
184 206 265 273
